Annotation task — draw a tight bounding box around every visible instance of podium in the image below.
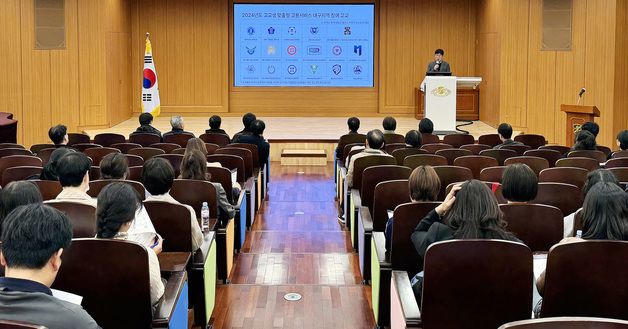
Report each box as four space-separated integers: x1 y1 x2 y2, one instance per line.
420 76 457 134
560 104 600 146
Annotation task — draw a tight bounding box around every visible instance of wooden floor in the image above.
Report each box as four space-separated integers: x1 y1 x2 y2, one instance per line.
84 116 500 141
208 163 375 329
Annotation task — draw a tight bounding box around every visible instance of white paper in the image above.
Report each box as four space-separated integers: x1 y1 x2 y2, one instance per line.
51 288 83 305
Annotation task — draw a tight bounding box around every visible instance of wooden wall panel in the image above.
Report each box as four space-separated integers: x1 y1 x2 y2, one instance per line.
106 0 133 126
476 0 500 127
0 0 23 142
612 0 628 142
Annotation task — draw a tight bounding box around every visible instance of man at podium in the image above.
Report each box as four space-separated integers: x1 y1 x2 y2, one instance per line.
426 48 451 73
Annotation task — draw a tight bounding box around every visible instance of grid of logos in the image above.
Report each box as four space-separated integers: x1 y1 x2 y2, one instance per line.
235 22 373 87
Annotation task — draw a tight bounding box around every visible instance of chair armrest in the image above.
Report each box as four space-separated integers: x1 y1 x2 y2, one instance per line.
193 231 216 269
340 167 347 178
244 177 255 191
360 206 374 232
391 271 421 327
351 189 362 208
372 232 391 267
234 188 245 210
153 271 187 327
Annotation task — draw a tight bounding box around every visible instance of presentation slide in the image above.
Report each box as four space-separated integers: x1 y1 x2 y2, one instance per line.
233 4 375 87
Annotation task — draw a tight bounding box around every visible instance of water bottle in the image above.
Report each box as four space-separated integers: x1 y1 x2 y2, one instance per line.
576 230 583 238
201 202 210 232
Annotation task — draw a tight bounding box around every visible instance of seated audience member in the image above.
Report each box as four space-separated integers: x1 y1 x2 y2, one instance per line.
205 115 229 138
616 130 628 151
0 181 43 235
163 116 194 139
232 112 256 143
237 119 270 166
410 180 520 300
580 121 600 138
563 169 620 237
382 116 397 134
405 130 422 148
385 165 440 250
132 112 161 137
572 129 597 151
418 118 434 134
40 147 75 181
48 152 95 207
99 153 160 248
141 158 204 251
345 129 393 188
48 124 69 147
501 163 538 203
536 182 628 294
184 138 241 197
179 150 236 223
494 123 524 149
0 204 101 328
95 183 164 306
335 117 361 159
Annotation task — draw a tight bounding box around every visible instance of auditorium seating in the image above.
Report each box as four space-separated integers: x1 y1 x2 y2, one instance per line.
514 134 546 149
504 156 550 175
453 155 498 179
500 204 563 252
52 239 189 329
568 150 607 163
87 180 146 200
420 143 453 154
612 150 628 158
0 148 32 158
207 166 248 252
29 144 55 154
503 144 533 156
433 166 473 200
83 147 120 165
128 166 143 182
163 133 194 147
2 166 42 186
460 143 491 154
129 133 161 147
500 317 628 329
442 134 474 148
523 149 563 167
391 148 428 165
403 154 448 169
597 146 612 158
540 241 628 320
154 154 184 178
207 154 245 183
384 133 405 145
94 133 126 147
0 155 42 176
390 240 532 329
420 133 440 145
435 148 472 165
199 133 231 147
609 167 628 182
67 133 90 145
384 143 406 154
45 202 97 238
124 154 144 167
539 145 571 155
532 183 583 215
128 147 165 160
0 143 24 149
34 148 55 165
604 157 628 169
556 157 600 171
480 166 506 183
216 147 253 180
478 133 502 147
111 142 143 154
204 143 220 155
539 167 589 188
150 143 181 154
71 143 102 152
480 148 518 166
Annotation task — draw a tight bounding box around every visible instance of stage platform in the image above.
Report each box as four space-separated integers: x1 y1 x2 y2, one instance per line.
84 117 500 161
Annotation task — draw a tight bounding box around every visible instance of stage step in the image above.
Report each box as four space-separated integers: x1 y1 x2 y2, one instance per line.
280 149 327 166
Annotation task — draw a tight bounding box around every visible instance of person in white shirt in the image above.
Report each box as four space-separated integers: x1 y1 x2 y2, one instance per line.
141 157 204 251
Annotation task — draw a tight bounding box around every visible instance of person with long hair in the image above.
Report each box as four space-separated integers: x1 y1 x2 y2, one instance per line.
0 181 43 236
572 129 597 151
96 182 164 306
179 150 235 222
184 138 208 158
385 166 440 250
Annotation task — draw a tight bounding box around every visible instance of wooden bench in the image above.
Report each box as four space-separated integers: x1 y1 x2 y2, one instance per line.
280 149 327 166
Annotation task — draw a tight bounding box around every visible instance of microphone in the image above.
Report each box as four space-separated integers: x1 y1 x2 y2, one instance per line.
434 60 441 71
578 88 586 97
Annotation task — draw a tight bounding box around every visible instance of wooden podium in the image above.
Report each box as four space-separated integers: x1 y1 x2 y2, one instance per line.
560 104 600 146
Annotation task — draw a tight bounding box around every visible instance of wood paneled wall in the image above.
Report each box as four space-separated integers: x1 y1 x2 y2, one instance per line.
477 0 627 147
0 0 132 146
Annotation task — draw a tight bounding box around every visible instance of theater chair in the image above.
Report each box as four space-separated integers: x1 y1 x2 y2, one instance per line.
433 166 473 200
94 133 126 147
454 155 498 179
149 143 181 154
421 133 440 145
34 148 56 166
199 133 231 148
539 167 588 189
514 134 546 149
29 143 55 154
230 143 265 208
480 166 506 183
207 166 247 252
480 148 518 166
384 133 405 145
371 201 439 328
31 180 62 201
0 155 42 177
0 148 32 158
434 148 472 165
52 239 189 329
503 144 532 156
110 142 142 154
154 154 184 178
71 143 102 152
504 156 550 176
533 182 583 216
540 241 628 320
88 180 146 200
391 148 428 166
460 143 491 155
500 204 564 252
207 154 252 227
128 147 165 161
83 147 120 166
356 165 411 281
124 154 144 167
2 166 42 186
524 149 563 167
420 143 452 154
163 133 194 147
45 201 97 238
335 133 366 185
403 154 448 169
129 133 161 147
67 133 90 146
604 157 628 169
215 147 256 226
385 143 407 154
442 134 474 148
390 240 532 329
500 317 628 329
478 133 502 147
204 143 220 155
144 202 218 327
568 150 607 164
170 179 234 282
556 157 599 171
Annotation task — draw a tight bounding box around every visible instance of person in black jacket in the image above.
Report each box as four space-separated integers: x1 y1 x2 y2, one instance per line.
163 116 194 139
237 120 270 167
494 123 524 149
132 113 161 137
232 113 256 143
205 115 229 138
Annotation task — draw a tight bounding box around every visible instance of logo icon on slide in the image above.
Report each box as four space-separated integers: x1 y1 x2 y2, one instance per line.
287 45 297 55
247 27 255 35
267 45 276 55
246 46 256 55
246 65 256 73
332 45 342 56
267 65 276 74
310 64 318 74
307 46 321 55
354 45 362 56
267 27 275 35
353 65 362 75
310 27 319 35
332 64 342 75
344 26 352 35
287 65 297 75
288 26 297 35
